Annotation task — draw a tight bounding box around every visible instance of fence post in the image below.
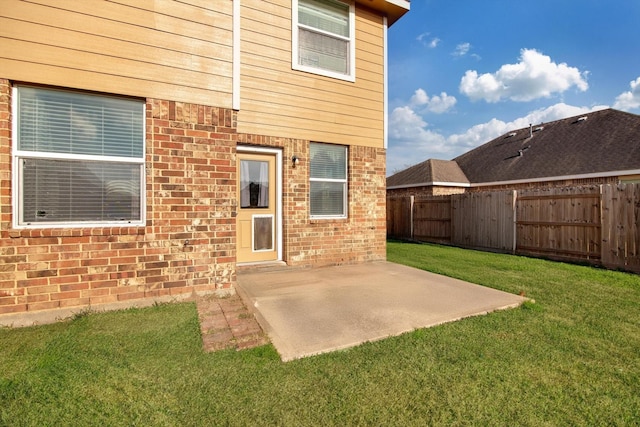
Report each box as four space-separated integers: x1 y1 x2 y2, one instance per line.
410 195 415 240
599 184 604 264
512 190 517 254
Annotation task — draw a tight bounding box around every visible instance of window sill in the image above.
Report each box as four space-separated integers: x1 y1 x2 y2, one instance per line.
6 226 146 239
310 217 348 224
292 64 355 83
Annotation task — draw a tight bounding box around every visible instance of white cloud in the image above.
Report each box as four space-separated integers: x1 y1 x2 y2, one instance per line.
427 93 457 114
389 106 446 145
445 118 510 151
388 107 449 169
409 88 457 114
417 32 440 49
459 48 589 103
387 102 607 174
409 89 429 105
389 106 426 140
613 77 640 111
452 42 471 57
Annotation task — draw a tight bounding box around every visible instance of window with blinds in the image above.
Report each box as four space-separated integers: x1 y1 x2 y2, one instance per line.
14 86 145 227
310 142 347 218
294 0 355 81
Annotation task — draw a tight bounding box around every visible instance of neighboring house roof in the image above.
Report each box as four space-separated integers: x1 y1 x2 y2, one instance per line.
388 109 640 189
387 159 469 189
455 109 640 185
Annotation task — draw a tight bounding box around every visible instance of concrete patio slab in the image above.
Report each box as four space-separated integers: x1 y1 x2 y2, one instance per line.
237 261 527 361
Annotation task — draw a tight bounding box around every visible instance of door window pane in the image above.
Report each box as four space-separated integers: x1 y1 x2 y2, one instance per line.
240 160 270 208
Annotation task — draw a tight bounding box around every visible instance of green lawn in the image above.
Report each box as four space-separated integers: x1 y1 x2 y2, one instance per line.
1 241 639 426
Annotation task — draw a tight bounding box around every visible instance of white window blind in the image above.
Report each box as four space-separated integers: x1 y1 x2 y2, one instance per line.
295 0 354 79
310 143 347 218
299 29 349 75
15 86 145 226
299 0 349 37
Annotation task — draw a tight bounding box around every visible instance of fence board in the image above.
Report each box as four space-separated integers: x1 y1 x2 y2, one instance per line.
516 186 600 261
386 197 412 239
413 197 451 243
601 184 640 272
451 191 515 251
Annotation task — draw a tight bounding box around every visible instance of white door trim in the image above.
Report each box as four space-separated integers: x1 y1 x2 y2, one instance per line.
237 145 283 262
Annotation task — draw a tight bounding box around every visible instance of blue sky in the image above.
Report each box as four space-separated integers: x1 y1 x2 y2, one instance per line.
386 0 640 174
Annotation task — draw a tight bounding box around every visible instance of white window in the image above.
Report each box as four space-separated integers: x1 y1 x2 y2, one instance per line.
310 143 347 218
293 0 356 81
13 86 145 227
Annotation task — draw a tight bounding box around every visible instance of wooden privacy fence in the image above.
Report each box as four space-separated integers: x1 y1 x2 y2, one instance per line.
601 184 640 271
452 191 515 252
414 197 451 244
386 195 412 240
387 184 640 273
516 186 601 261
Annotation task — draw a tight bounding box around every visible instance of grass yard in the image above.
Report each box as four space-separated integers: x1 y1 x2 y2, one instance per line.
1 241 639 426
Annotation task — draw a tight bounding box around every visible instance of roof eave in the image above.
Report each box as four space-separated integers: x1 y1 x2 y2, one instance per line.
470 169 640 188
356 0 410 26
388 181 471 190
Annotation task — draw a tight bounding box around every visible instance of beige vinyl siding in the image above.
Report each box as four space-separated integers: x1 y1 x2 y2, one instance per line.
0 0 233 106
238 0 385 148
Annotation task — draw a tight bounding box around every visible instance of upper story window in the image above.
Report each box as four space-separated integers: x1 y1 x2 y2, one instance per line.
310 142 348 218
13 86 145 228
293 0 356 82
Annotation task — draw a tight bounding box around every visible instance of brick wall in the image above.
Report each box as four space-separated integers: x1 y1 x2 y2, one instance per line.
1 77 389 319
238 134 387 267
0 79 236 316
387 185 466 199
388 177 622 198
468 176 620 192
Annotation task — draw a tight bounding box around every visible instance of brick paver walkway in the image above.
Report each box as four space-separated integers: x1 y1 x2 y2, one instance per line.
196 293 269 352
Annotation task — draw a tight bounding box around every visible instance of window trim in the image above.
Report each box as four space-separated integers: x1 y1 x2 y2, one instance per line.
292 0 356 82
309 142 348 219
11 85 146 229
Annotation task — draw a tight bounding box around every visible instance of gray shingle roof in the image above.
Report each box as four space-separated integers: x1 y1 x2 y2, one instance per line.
455 109 640 183
387 159 469 188
387 109 640 188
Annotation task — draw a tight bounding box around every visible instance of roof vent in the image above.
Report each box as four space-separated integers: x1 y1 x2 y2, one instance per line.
508 145 530 159
533 126 544 132
506 132 517 138
577 116 588 122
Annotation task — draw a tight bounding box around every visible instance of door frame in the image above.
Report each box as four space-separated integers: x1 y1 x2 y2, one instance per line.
236 145 283 263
